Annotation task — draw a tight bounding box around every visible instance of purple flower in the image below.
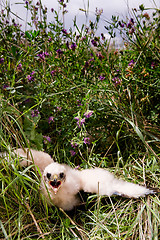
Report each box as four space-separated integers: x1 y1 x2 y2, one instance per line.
26 71 35 82
48 116 54 124
70 150 76 156
71 43 77 51
81 36 86 41
99 75 105 81
44 52 49 56
26 75 33 82
43 136 51 144
63 10 68 14
37 52 49 60
91 39 97 47
74 165 80 170
112 77 122 87
127 18 134 29
74 117 79 121
80 118 85 126
84 110 93 118
84 137 90 145
37 53 45 60
57 106 62 111
3 84 9 90
101 33 105 40
77 100 82 106
62 29 68 35
51 70 56 76
71 141 78 149
128 60 135 66
74 117 85 128
17 63 22 70
118 21 124 28
56 49 63 55
96 53 104 60
31 109 39 117
48 37 52 42
0 58 4 64
51 8 54 12
24 98 31 103
89 58 94 62
127 23 131 28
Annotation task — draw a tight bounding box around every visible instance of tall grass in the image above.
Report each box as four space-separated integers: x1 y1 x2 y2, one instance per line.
0 0 160 239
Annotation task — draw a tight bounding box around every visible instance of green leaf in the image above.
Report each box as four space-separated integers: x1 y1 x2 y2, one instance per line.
139 4 145 11
25 31 32 40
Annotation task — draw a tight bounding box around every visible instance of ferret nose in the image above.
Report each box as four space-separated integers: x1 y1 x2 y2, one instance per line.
53 178 57 184
53 174 58 180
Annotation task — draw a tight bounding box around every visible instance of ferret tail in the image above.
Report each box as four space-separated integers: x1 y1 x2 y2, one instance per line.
112 178 157 198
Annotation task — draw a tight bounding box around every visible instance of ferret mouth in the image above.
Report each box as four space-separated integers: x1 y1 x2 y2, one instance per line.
49 180 62 189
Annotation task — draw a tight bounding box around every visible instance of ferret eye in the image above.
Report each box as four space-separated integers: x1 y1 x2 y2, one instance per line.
46 173 51 179
59 172 64 179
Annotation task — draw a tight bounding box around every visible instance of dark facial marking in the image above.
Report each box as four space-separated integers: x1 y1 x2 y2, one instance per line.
46 173 51 179
59 172 64 179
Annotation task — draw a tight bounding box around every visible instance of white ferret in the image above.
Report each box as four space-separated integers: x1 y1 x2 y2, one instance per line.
1 148 157 211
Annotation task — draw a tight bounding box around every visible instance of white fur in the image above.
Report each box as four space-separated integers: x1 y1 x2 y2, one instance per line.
79 168 154 198
2 148 54 172
1 148 156 211
42 163 81 210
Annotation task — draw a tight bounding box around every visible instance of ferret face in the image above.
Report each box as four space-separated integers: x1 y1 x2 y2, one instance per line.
43 163 66 194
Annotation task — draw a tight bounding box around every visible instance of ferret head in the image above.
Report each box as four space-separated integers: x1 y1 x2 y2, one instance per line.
43 163 66 194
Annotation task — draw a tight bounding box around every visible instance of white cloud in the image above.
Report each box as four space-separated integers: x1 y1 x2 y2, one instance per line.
10 0 160 33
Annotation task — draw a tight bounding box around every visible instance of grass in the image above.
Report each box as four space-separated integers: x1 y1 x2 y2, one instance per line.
0 0 160 239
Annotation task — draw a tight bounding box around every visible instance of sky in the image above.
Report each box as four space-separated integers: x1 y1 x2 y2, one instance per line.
6 0 160 38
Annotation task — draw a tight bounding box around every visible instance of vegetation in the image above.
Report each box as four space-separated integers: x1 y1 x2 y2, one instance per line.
0 0 159 239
